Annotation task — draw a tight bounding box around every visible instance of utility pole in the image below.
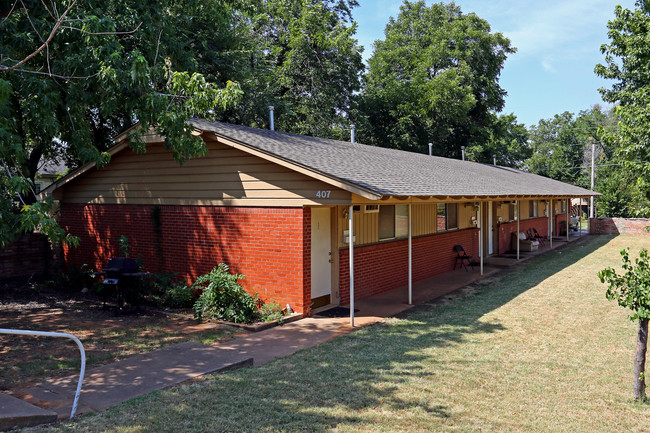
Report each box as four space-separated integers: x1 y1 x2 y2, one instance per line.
590 138 595 218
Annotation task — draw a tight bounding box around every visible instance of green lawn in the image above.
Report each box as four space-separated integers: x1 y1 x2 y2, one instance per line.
33 235 650 432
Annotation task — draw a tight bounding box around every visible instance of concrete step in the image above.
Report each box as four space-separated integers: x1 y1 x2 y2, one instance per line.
0 392 57 431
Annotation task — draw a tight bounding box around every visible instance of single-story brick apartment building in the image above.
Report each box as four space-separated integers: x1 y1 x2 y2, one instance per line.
45 119 596 317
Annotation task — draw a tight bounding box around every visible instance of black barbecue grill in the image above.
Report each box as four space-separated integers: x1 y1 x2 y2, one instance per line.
95 258 148 313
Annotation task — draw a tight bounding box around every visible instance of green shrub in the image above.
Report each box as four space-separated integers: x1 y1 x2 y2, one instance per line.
192 264 260 323
259 300 286 323
163 284 197 309
50 264 95 293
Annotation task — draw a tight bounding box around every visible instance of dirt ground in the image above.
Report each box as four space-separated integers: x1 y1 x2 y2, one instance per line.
0 280 246 394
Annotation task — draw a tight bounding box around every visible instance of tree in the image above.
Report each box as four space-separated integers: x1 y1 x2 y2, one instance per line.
521 105 645 217
465 113 530 167
525 111 588 186
221 0 364 139
0 0 244 246
599 248 650 401
356 0 514 157
595 1 650 216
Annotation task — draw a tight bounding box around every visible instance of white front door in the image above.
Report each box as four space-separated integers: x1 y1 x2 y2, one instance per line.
488 201 494 255
311 207 332 305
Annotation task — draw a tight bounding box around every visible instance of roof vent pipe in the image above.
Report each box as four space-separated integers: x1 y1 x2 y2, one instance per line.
428 142 433 156
493 155 497 166
461 146 465 161
269 106 275 131
350 124 355 143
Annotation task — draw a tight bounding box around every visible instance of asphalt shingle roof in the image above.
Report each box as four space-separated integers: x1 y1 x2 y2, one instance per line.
190 118 597 198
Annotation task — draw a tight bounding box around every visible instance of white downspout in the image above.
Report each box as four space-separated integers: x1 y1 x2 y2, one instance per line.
408 203 412 304
516 200 520 261
349 204 354 327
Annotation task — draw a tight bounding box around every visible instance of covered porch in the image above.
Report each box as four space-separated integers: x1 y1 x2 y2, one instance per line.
331 195 590 326
320 230 589 325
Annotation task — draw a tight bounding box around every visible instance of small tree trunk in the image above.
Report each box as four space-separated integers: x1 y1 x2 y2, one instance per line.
634 318 648 401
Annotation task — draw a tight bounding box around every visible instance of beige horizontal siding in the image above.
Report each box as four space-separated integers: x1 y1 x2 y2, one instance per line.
61 140 351 206
336 202 478 247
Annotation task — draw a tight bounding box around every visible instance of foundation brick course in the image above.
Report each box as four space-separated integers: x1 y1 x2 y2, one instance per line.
60 204 310 313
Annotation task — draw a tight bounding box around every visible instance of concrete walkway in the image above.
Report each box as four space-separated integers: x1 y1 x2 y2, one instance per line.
5 233 586 429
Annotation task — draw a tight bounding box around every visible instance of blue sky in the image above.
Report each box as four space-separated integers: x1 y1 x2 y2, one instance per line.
354 0 636 127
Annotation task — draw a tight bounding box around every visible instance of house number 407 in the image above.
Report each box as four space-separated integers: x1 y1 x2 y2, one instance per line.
316 190 331 198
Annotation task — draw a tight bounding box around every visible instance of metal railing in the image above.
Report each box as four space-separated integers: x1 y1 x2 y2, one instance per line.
0 328 86 419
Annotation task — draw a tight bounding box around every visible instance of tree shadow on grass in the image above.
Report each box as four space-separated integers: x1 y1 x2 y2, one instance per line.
56 236 614 433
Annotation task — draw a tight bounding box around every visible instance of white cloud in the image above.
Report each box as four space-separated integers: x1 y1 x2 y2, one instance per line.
475 0 636 58
541 57 556 73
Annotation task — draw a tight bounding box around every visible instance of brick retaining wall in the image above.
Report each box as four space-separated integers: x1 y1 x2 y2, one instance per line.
589 218 650 235
0 233 52 280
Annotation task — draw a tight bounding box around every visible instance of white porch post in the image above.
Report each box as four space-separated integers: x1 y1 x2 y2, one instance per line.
349 205 354 327
408 203 412 305
579 198 583 236
566 198 569 242
479 202 483 275
550 199 553 248
516 200 520 261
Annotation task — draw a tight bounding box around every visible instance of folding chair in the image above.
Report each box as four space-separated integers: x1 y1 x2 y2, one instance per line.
453 245 474 272
531 227 546 247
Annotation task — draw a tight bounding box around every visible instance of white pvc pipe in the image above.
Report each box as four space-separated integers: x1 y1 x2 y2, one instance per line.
0 328 85 419
350 124 355 143
408 203 412 304
269 106 275 131
349 204 354 327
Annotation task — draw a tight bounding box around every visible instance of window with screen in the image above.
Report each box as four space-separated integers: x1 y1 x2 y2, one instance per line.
379 205 410 240
379 205 395 240
436 203 458 231
529 200 538 218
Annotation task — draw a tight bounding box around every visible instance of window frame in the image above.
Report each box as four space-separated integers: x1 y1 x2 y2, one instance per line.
378 204 410 241
436 203 459 232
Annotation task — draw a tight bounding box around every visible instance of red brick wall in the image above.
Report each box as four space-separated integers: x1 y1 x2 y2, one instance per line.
60 204 310 312
338 228 479 305
590 218 650 235
496 217 548 254
0 233 51 280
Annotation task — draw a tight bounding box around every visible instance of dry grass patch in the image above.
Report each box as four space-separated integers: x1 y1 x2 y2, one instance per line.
0 291 242 392
30 235 650 432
